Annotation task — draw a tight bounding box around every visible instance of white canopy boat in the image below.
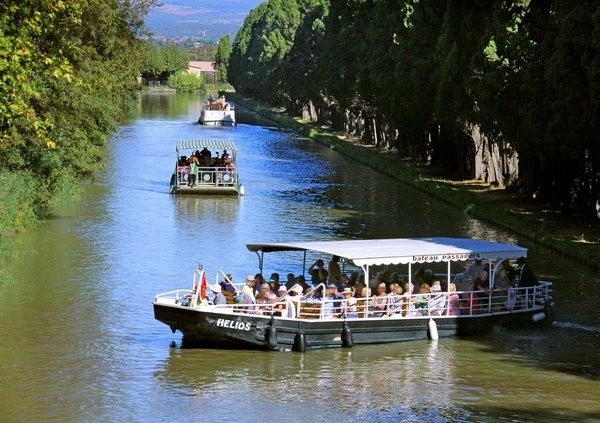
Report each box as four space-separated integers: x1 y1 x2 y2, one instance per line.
198 97 235 126
153 237 554 351
169 139 244 195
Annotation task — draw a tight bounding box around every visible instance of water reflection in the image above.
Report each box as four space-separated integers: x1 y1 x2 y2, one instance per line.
140 92 203 119
150 338 600 423
154 341 466 422
173 196 241 223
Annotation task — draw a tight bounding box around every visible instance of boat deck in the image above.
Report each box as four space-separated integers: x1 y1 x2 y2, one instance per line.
172 165 239 194
199 102 235 126
170 139 243 195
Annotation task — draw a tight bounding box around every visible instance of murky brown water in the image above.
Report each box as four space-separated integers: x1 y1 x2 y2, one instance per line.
1 92 599 423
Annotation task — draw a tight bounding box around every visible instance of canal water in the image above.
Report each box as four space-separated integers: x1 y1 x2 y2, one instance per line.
1 92 599 423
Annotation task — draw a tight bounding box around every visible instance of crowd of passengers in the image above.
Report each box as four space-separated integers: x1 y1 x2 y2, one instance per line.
204 94 231 110
179 147 233 168
205 255 542 318
177 147 234 185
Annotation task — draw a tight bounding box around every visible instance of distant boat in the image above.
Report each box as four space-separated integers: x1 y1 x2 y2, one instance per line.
169 139 244 195
153 237 554 351
198 96 236 126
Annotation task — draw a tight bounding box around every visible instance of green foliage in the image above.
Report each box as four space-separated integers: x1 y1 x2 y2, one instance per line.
0 0 159 237
0 170 39 236
161 44 190 75
142 44 165 79
230 0 304 103
228 0 600 216
140 43 190 81
168 71 205 92
215 34 232 83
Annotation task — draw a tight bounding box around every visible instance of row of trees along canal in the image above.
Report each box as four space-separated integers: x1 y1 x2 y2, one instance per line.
227 0 600 218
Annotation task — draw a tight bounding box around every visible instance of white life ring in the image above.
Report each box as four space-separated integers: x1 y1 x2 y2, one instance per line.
202 173 211 182
222 173 231 183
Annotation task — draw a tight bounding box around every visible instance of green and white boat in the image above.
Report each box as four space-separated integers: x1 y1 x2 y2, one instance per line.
169 139 244 195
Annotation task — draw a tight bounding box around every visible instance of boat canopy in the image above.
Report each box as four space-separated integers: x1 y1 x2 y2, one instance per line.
246 237 527 267
176 139 237 153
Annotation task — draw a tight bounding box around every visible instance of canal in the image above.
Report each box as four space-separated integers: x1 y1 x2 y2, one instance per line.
1 92 599 423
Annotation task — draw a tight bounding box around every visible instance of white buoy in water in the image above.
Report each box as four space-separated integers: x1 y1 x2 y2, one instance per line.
428 318 439 340
239 185 245 196
532 312 545 322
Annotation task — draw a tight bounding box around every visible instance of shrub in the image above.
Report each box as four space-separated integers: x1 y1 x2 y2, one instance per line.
168 71 205 92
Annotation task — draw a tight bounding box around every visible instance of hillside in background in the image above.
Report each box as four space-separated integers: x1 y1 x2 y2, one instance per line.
145 0 263 42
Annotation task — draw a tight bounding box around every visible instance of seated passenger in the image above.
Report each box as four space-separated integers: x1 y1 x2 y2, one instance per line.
340 287 358 318
460 280 478 315
240 275 256 312
277 285 288 298
402 282 420 317
256 283 271 304
294 274 309 293
268 272 279 288
386 283 404 316
210 283 226 305
285 273 295 290
368 283 388 317
353 281 365 298
288 284 303 297
491 267 512 311
220 273 236 293
428 281 445 316
266 293 281 316
415 283 430 314
323 283 341 318
447 283 461 315
473 270 491 313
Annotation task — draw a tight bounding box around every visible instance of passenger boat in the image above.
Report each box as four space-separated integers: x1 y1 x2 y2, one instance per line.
153 238 554 351
198 96 235 126
169 139 244 195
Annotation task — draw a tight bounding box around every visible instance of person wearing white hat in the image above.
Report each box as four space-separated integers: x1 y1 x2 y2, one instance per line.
289 284 303 296
340 287 358 318
277 285 288 298
210 283 226 305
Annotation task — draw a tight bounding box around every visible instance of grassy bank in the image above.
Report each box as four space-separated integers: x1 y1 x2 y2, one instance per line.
229 93 600 270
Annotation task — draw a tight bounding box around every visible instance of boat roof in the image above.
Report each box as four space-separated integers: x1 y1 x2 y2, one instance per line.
246 237 527 267
176 139 237 152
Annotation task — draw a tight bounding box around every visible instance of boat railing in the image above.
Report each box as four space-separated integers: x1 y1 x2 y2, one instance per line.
203 102 234 111
156 280 552 320
214 296 297 318
292 283 552 319
154 289 194 306
176 165 237 187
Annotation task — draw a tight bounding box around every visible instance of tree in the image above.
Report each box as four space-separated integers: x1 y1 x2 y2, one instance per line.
0 0 158 234
215 35 232 83
230 0 303 103
142 44 165 80
161 44 190 79
228 0 600 217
